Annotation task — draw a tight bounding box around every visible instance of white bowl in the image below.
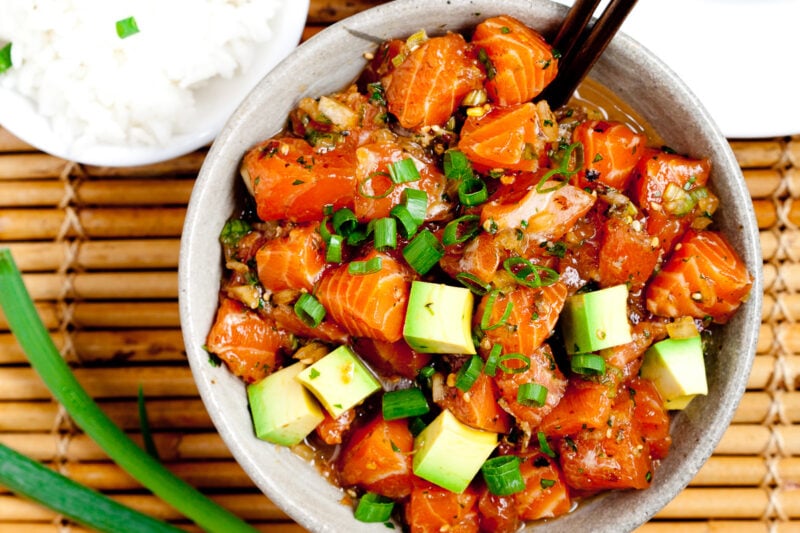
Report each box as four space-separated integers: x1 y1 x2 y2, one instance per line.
179 1 763 531
0 0 308 167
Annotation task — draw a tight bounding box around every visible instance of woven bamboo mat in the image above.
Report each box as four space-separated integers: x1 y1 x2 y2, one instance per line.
0 2 798 532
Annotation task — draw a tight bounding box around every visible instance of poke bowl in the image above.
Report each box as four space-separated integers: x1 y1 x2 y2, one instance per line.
178 0 762 531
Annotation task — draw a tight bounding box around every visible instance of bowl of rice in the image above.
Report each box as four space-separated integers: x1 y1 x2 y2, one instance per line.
0 0 308 167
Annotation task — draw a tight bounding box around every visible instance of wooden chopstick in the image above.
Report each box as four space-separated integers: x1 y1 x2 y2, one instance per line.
540 0 639 109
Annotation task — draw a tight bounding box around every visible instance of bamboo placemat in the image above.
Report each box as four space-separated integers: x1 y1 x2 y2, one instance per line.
0 2 798 532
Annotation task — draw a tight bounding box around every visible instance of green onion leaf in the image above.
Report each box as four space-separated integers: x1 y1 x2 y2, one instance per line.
390 204 420 238
498 353 530 374
479 289 513 331
458 177 488 206
389 158 421 184
481 455 525 496
455 272 491 295
536 141 582 193
455 355 483 392
502 256 559 288
442 214 481 246
517 382 548 407
538 431 556 458
115 16 140 39
219 218 251 246
419 365 436 379
402 188 428 224
355 492 395 523
332 208 358 237
326 234 344 263
0 249 256 533
137 386 160 461
0 42 12 74
402 229 444 275
373 217 397 251
348 256 383 275
318 215 333 243
382 388 430 420
443 149 474 181
408 417 427 437
360 171 395 199
483 344 502 377
571 353 606 375
294 293 326 328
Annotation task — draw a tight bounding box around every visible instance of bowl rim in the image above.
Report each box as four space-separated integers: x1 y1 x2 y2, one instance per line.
179 1 762 531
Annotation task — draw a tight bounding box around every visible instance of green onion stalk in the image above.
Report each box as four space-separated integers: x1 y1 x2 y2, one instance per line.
0 248 256 533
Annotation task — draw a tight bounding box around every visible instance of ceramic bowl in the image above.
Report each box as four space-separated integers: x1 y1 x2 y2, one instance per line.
179 0 762 531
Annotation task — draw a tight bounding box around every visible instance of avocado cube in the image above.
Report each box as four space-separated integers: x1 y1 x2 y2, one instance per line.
640 335 708 410
403 281 476 354
561 284 632 354
412 409 498 493
247 362 325 446
296 345 381 418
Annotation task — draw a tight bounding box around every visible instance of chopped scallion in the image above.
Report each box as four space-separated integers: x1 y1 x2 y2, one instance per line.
332 207 358 237
115 16 140 39
479 290 513 331
498 353 530 374
354 492 395 523
389 158 421 184
373 217 397 251
483 344 502 377
360 171 395 199
458 177 488 206
455 355 483 392
442 215 481 246
326 234 344 263
408 417 427 437
402 188 428 224
517 382 548 407
443 149 474 181
382 388 430 420
538 431 556 458
571 353 606 375
0 42 12 74
455 272 491 295
348 256 383 275
294 292 326 328
481 455 525 496
502 257 559 288
390 204 419 238
402 229 443 275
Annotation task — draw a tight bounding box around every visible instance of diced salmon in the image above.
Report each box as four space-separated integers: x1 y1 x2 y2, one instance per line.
458 103 551 173
255 224 327 292
352 338 431 380
601 320 668 383
205 297 291 384
437 372 512 433
264 300 349 345
471 15 558 106
646 230 753 324
338 415 415 499
494 345 567 429
359 39 405 88
383 33 485 130
243 137 357 223
476 282 568 356
597 216 660 292
573 120 647 190
628 378 672 460
477 487 520 533
537 379 614 438
440 232 503 286
558 391 652 491
316 250 413 342
315 408 356 445
480 174 596 243
354 141 451 222
514 452 571 520
405 479 480 533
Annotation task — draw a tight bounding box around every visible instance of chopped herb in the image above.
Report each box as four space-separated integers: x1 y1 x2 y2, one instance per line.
367 82 386 105
540 478 556 489
593 153 604 163
115 16 140 39
500 26 511 34
219 219 251 246
540 241 566 258
477 48 496 80
308 368 321 379
292 179 305 185
0 42 12 74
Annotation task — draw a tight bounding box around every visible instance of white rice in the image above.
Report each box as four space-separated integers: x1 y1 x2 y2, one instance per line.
0 0 279 147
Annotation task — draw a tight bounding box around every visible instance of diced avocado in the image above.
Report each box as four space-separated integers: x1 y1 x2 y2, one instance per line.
412 409 497 493
561 284 632 354
403 281 476 354
640 335 708 410
247 362 325 446
296 345 381 418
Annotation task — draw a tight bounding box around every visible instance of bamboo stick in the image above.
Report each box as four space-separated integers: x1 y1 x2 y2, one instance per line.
689 456 765 486
0 431 230 462
0 128 34 152
754 199 778 229
0 399 214 432
749 355 775 390
760 229 800 262
730 140 785 169
762 294 800 322
788 139 800 169
745 169 784 199
0 180 194 207
758 323 773 354
0 154 71 180
0 207 186 240
307 0 388 24
637 521 771 533
20 271 178 300
0 367 198 401
3 239 180 272
655 488 770 518
82 151 206 178
0 301 180 330
716 424 800 456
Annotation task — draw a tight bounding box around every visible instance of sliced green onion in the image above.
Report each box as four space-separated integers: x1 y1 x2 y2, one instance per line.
0 249 256 533
326 234 344 263
455 272 491 295
219 218 251 246
537 431 556 458
348 256 383 275
481 456 525 496
382 388 430 420
458 177 488 206
517 382 548 407
115 16 140 39
444 149 474 181
498 353 530 374
354 492 395 523
332 207 358 237
536 141 582 193
373 217 397 251
408 417 427 437
402 188 428 224
402 229 444 275
347 228 370 246
294 292 326 328
0 42 12 74
137 386 159 461
455 355 483 392
540 478 556 489
419 365 436 379
502 257 559 288
389 157 421 184
390 204 420 238
0 443 181 533
480 290 513 331
571 353 606 375
318 215 333 243
359 171 395 199
483 344 502 377
442 215 481 246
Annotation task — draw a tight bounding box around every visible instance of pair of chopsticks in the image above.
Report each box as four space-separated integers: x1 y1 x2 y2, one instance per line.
539 0 639 109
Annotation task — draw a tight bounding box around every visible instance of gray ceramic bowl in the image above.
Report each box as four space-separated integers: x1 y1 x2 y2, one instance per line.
179 1 763 531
